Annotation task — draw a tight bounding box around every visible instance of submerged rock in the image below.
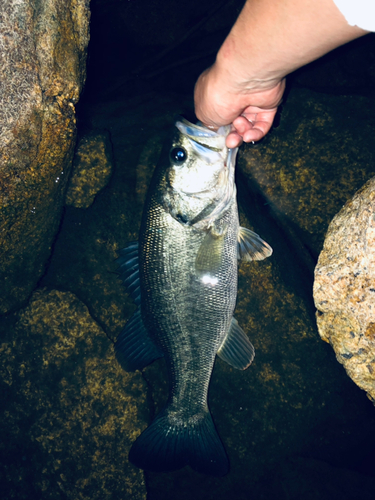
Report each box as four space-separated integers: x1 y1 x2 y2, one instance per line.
314 177 375 403
0 288 147 500
66 132 114 209
238 88 375 256
0 0 90 313
37 88 375 499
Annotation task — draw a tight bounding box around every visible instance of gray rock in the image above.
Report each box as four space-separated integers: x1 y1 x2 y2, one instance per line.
314 176 375 403
0 0 90 313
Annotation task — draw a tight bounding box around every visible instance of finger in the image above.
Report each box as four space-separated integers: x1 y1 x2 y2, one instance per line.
243 116 275 142
242 126 268 143
242 108 278 142
226 131 243 148
232 115 254 135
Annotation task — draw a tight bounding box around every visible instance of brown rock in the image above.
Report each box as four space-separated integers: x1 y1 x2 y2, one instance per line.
66 132 113 209
314 177 375 403
0 0 90 313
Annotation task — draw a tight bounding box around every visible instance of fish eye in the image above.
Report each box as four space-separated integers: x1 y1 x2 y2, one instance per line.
170 147 187 164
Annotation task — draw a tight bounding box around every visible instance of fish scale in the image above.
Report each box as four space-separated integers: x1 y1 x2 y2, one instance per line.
115 117 272 476
141 197 237 398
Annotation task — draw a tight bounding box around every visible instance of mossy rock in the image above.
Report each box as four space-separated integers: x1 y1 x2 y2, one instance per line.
0 288 147 500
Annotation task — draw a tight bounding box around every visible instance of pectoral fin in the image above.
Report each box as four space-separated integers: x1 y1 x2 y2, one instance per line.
217 317 255 370
115 308 164 372
195 228 226 275
237 227 272 262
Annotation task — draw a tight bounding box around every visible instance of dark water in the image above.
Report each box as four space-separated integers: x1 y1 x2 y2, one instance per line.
1 1 375 498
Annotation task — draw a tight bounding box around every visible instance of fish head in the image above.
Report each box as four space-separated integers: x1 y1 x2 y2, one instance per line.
163 117 238 228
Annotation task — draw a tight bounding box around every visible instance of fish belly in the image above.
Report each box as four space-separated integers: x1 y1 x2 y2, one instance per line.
128 197 238 475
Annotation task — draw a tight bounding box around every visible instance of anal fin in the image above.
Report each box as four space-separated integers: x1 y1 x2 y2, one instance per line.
217 317 255 370
115 308 163 372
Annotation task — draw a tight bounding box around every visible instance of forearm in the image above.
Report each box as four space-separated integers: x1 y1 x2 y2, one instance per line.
214 0 369 92
194 0 370 145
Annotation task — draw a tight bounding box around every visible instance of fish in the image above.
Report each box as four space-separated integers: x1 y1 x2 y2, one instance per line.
115 117 272 476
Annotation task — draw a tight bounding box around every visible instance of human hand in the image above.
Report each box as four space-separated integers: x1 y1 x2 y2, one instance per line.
194 67 285 148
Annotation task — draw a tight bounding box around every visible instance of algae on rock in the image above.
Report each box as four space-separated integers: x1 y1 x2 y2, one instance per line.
0 288 147 500
66 132 114 209
238 87 375 404
238 88 375 256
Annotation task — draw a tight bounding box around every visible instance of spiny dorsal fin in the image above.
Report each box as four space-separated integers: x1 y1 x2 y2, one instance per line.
237 227 272 262
217 317 255 370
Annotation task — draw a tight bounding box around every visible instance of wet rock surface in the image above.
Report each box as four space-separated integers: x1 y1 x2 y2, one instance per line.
314 177 375 403
0 0 90 313
0 289 147 500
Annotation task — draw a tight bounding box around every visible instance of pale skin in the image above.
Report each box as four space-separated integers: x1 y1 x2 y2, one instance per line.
194 0 369 148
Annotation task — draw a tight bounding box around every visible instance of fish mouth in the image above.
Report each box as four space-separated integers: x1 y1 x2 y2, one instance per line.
175 118 230 151
174 117 238 228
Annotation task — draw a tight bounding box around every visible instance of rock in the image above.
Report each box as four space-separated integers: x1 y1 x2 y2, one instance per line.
314 177 375 403
0 288 147 500
66 132 113 209
0 0 90 313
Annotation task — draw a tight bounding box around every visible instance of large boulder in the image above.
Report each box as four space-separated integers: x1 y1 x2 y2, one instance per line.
314 177 375 403
0 0 90 313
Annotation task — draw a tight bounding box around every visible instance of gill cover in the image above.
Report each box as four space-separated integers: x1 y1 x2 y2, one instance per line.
171 118 273 277
173 117 237 229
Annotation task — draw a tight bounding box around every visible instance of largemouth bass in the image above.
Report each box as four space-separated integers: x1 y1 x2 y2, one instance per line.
116 118 272 476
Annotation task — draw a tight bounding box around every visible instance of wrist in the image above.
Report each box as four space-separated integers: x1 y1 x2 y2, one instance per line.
214 35 284 95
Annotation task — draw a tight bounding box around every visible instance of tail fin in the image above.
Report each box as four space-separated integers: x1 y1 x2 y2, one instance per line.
129 408 229 476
